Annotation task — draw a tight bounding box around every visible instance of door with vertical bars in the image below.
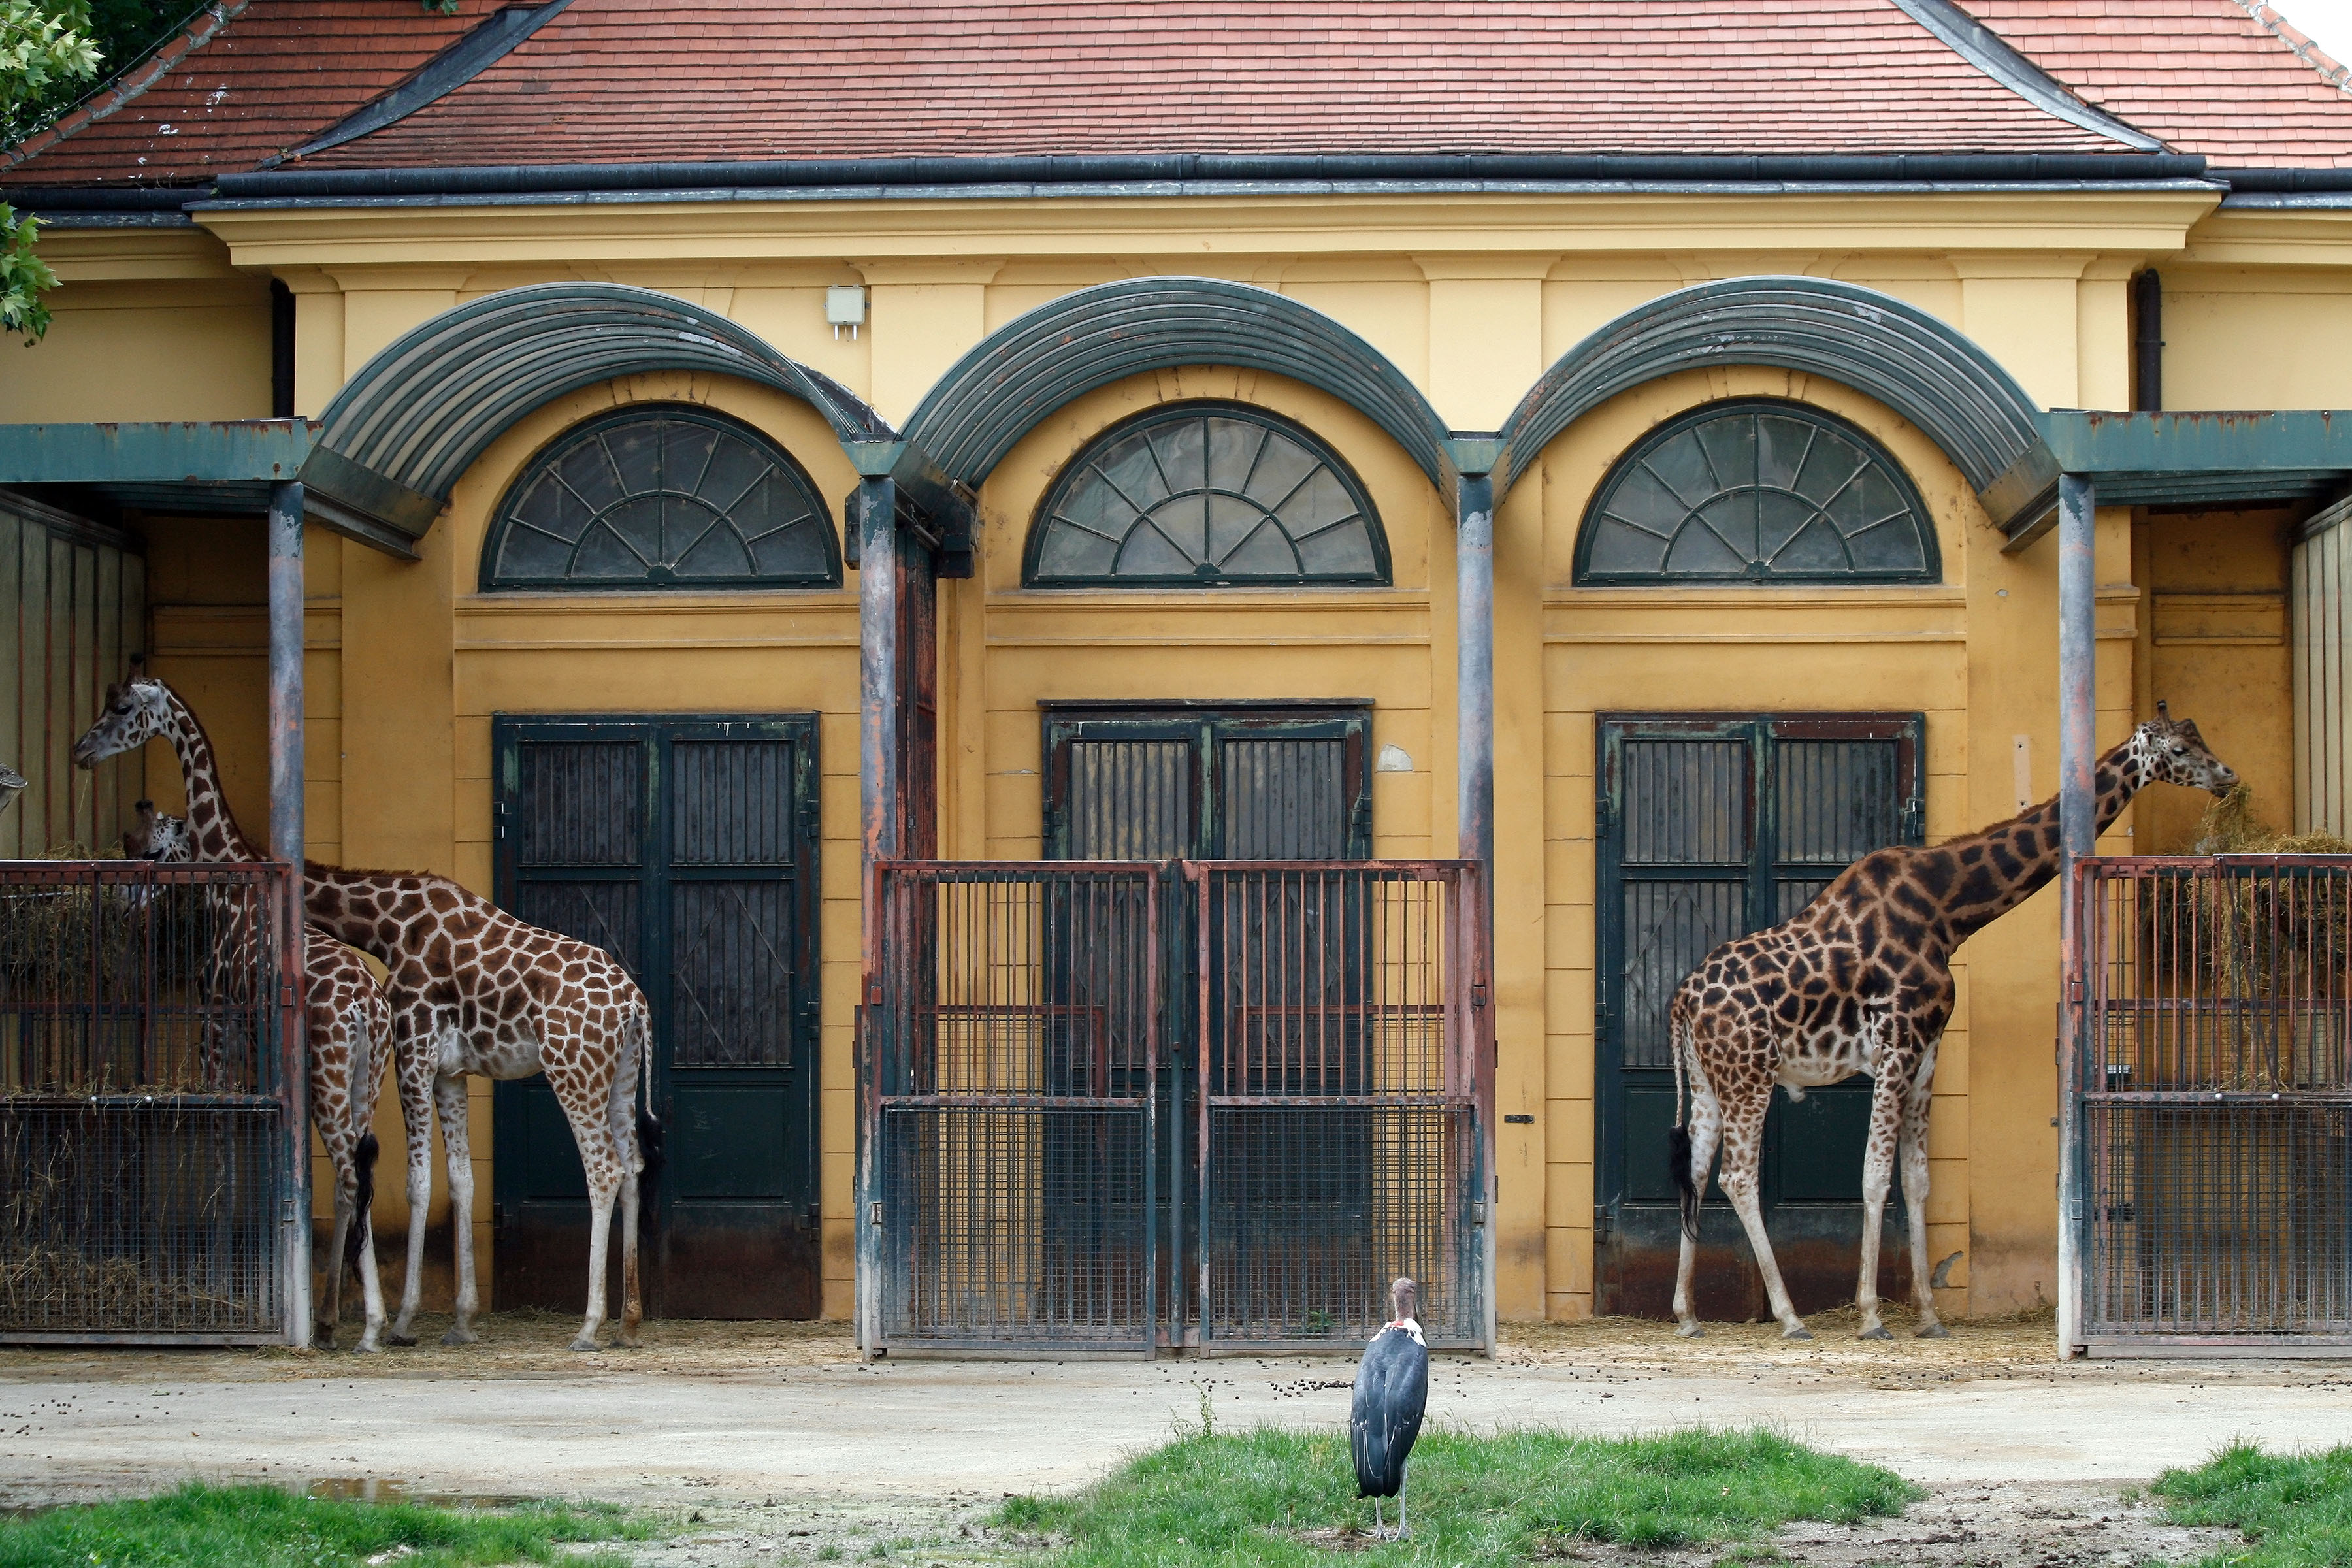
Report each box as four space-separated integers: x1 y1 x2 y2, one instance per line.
1595 713 1924 1321
491 715 823 1319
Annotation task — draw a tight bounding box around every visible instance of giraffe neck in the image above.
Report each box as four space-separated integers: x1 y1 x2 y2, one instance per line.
159 687 262 863
1936 736 2149 941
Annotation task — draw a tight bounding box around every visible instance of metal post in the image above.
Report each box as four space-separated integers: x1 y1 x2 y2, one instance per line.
267 479 311 1348
2055 472 2096 1360
1456 473 1495 869
855 475 898 1356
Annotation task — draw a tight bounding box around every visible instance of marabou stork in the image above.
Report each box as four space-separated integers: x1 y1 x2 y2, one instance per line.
0 764 22 817
1350 1277 1428 1540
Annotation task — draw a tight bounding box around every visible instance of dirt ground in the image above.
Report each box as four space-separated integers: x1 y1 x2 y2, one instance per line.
1 1309 2344 1565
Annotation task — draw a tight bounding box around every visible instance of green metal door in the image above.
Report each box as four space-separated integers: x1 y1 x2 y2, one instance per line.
491 714 822 1319
1595 713 1923 1321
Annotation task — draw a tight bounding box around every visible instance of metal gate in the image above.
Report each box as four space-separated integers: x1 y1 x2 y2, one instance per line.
0 860 302 1343
863 858 1488 1355
2072 855 2352 1351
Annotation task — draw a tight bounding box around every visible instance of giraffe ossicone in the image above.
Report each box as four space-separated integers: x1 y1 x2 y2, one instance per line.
1667 704 2238 1342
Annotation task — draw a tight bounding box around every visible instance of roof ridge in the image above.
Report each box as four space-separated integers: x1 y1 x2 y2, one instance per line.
2233 0 2352 97
278 0 580 165
2 1 250 176
1894 0 2163 150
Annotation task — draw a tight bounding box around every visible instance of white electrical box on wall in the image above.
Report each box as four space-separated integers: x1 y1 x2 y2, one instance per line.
826 285 868 338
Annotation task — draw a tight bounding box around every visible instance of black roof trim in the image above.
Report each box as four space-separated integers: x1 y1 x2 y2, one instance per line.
212 150 2212 201
2212 167 2352 192
274 0 578 164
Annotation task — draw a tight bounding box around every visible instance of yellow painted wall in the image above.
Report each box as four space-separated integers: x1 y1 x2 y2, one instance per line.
19 182 2352 1330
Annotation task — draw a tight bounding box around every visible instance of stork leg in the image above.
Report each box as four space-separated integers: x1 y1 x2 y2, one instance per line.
1396 1468 1410 1541
1371 1497 1383 1538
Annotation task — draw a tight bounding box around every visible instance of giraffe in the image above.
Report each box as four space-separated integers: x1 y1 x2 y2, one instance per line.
303 864 657 1352
1667 704 2238 1342
125 800 398 1352
73 669 404 1350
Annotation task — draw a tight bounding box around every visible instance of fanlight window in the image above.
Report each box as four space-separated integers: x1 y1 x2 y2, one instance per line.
1026 403 1389 587
1576 400 1940 585
482 406 840 591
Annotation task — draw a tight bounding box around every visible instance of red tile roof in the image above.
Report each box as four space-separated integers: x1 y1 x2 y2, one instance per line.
283 0 2129 167
1964 0 2352 168
3 0 502 186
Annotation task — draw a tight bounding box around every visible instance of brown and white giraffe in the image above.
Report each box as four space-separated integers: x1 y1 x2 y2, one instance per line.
303 865 657 1352
125 800 398 1352
73 671 401 1350
1667 705 2238 1341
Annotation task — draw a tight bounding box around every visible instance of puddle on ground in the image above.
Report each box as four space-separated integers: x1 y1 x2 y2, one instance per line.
306 1478 533 1508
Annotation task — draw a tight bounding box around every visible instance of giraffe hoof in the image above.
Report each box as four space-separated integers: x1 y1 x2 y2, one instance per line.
353 1341 383 1356
1782 1324 1814 1341
1915 1322 1950 1340
313 1325 336 1350
1858 1324 1893 1341
385 1331 417 1348
440 1326 480 1347
1675 1321 1705 1338
568 1335 603 1353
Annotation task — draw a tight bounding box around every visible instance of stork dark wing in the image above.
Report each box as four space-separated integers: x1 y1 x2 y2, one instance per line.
1349 1327 1429 1498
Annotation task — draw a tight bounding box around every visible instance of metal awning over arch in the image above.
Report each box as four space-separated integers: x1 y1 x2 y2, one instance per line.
901 276 1460 495
298 282 900 555
1492 276 2053 536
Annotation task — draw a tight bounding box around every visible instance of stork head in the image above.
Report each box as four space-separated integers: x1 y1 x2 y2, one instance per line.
0 762 23 815
2131 700 2238 798
74 655 172 770
1390 1277 1418 1325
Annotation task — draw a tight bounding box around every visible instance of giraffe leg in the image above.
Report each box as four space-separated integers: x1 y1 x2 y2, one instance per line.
1899 1055 1947 1338
610 1024 645 1350
434 1072 481 1346
387 1036 435 1347
1718 1086 1807 1338
351 1009 389 1355
545 1036 625 1352
1854 1049 1908 1341
320 1156 352 1351
1672 1085 1725 1337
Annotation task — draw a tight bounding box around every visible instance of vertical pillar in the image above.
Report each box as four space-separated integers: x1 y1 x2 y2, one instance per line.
1456 472 1495 870
854 474 898 1357
267 479 311 1347
2055 472 2096 1360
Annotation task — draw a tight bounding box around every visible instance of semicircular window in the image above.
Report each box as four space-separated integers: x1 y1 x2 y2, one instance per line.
482 406 840 591
1026 403 1389 587
1576 400 1939 585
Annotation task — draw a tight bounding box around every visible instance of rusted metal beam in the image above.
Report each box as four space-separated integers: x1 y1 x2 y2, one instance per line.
853 474 898 1358
1456 473 1495 872
267 480 312 1348
2055 471 2095 1363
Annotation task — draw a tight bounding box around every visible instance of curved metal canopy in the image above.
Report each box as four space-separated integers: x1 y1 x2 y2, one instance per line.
1494 276 2052 532
901 276 1458 493
299 282 893 548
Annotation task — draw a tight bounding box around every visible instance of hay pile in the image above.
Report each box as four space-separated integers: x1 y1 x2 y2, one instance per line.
2192 784 2352 857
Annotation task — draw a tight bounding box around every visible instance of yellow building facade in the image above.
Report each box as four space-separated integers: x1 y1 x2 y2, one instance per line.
1 176 2327 1327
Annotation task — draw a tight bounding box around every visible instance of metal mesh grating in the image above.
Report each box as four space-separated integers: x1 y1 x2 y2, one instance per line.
0 862 293 1341
2076 857 2352 1344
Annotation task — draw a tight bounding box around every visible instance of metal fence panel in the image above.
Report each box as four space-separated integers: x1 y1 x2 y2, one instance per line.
2075 855 2352 1348
0 861 297 1343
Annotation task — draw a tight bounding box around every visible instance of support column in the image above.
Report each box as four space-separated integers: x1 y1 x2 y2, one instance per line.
268 478 312 1347
853 474 898 1357
2055 472 2096 1360
1456 472 1495 870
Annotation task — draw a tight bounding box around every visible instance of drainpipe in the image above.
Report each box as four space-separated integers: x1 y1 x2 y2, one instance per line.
852 468 898 1359
2055 472 2097 1361
1448 438 1503 1354
267 478 312 1347
2132 271 2163 412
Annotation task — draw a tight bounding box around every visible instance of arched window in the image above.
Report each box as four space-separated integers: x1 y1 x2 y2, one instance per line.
1026 402 1389 587
1576 400 1940 585
482 406 840 590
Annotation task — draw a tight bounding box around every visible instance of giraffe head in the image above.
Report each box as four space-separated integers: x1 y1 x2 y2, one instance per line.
2129 702 2239 797
72 655 172 770
0 762 22 815
124 800 191 862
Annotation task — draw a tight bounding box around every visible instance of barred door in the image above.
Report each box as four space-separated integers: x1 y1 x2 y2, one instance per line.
1595 713 1923 1320
491 715 822 1318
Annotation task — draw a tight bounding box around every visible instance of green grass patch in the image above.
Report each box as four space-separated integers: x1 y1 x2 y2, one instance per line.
996 1423 1919 1565
0 1480 657 1568
2155 1440 2352 1567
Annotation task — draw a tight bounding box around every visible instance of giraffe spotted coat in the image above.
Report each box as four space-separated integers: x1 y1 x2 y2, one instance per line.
1667 706 2239 1341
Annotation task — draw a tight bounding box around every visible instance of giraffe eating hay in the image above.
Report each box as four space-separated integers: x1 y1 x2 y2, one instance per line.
303 864 659 1352
1667 704 2238 1341
73 672 401 1350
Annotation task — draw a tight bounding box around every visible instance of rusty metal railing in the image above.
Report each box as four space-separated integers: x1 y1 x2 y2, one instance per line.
2072 855 2352 1350
862 858 1490 1356
0 860 302 1343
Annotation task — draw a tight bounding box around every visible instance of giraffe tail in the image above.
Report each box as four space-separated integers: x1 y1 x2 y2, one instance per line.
1667 998 1701 1243
346 1132 378 1277
631 1004 663 1232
